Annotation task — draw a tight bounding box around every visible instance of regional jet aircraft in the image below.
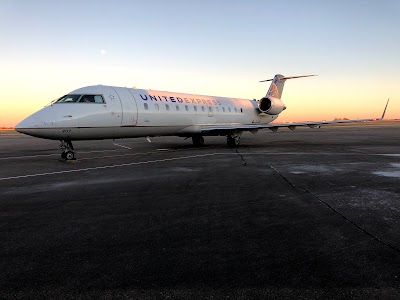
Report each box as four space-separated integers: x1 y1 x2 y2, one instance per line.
15 74 388 160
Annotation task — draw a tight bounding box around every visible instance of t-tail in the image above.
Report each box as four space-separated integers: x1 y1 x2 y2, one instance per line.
258 74 316 115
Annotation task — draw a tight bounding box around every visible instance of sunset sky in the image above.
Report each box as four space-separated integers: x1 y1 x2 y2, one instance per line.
1 0 399 127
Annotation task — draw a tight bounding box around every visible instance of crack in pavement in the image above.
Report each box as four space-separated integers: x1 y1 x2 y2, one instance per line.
235 149 247 166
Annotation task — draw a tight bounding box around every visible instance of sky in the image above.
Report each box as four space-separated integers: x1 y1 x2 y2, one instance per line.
1 0 399 127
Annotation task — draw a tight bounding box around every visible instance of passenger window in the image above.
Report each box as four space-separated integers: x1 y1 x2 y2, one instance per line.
215 107 219 112
194 106 197 112
208 107 212 112
166 104 170 111
240 108 243 113
176 105 180 111
185 105 189 111
155 103 159 110
228 107 231 112
222 107 225 112
234 108 237 113
144 103 149 110
201 106 205 112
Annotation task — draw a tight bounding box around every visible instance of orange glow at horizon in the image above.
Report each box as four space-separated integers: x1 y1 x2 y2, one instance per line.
1 68 398 128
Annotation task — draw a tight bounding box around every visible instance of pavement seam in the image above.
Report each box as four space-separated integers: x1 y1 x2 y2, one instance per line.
269 165 400 256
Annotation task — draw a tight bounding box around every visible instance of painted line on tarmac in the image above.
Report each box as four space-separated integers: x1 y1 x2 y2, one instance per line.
0 153 60 160
78 151 162 161
0 153 221 181
0 149 127 160
113 143 132 150
1 151 398 181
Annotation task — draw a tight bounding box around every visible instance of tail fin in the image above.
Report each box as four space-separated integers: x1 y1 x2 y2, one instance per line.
260 74 317 99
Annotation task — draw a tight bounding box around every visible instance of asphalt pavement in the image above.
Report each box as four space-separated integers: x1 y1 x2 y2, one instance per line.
1 122 400 299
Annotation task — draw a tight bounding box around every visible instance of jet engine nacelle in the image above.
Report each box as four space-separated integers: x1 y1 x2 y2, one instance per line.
258 96 286 115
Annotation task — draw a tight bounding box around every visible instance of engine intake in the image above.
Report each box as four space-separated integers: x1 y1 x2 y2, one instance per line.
258 96 286 115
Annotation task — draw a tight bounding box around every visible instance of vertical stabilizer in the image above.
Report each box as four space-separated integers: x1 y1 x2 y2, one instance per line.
266 74 285 99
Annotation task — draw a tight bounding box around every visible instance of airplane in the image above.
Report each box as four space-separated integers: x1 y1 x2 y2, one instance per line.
15 74 389 160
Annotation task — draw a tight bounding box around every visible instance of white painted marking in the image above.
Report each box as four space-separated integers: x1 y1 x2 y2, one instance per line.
2 151 399 161
0 149 126 160
0 153 219 181
113 143 132 150
0 153 60 160
3 151 400 181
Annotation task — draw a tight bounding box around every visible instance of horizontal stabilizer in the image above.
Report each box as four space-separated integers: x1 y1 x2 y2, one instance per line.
260 74 317 82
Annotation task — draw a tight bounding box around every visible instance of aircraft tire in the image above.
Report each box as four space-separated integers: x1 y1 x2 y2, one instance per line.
192 136 204 146
65 151 75 160
227 136 240 147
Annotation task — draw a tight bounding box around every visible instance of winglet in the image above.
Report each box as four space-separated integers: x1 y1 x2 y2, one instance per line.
380 98 390 120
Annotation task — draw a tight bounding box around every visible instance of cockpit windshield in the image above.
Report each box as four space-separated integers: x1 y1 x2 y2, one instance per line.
55 94 105 103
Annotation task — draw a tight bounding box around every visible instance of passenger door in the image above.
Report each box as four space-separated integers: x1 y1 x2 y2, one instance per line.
114 87 138 126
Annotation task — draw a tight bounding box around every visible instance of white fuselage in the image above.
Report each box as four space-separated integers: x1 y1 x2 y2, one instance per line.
16 85 279 140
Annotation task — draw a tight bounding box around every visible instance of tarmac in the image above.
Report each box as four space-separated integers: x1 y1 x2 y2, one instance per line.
1 121 400 299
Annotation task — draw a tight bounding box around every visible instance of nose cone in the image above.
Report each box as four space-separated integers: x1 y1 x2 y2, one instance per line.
15 108 55 139
15 115 40 134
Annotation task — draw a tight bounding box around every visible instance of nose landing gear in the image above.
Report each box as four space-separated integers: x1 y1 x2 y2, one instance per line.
60 140 75 160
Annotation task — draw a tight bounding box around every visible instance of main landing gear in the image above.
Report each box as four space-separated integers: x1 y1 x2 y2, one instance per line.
227 134 241 147
192 135 205 146
60 140 75 160
191 135 241 147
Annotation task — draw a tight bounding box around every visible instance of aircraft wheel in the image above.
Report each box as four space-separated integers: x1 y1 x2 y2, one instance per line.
234 137 241 146
227 136 240 147
65 151 75 160
192 136 204 146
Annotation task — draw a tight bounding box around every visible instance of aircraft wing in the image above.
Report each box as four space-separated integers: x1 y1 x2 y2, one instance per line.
200 118 376 133
201 98 389 134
